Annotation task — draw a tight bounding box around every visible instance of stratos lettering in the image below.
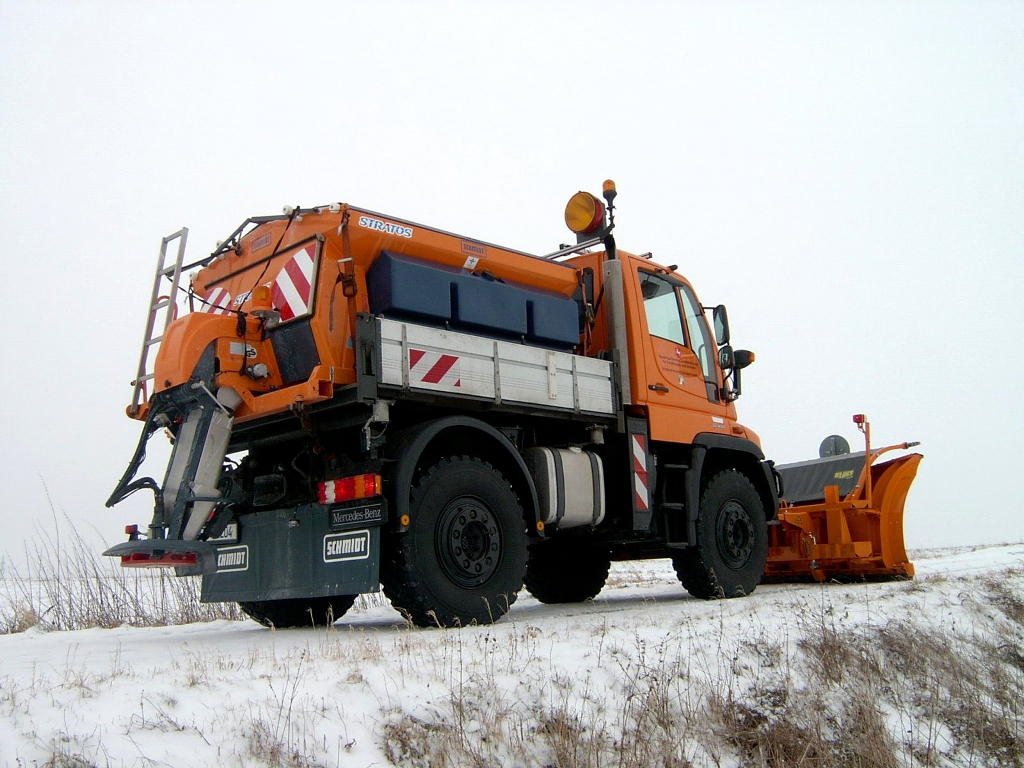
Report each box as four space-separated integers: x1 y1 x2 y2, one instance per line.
358 216 413 238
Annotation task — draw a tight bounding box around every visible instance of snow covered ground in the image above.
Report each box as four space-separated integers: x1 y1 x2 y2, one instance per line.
2 544 1022 767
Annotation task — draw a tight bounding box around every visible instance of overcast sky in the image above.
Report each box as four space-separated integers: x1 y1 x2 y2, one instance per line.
1 1 1021 568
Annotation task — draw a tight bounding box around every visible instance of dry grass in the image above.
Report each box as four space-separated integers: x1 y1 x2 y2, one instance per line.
0 509 242 633
381 572 1024 768
4 522 1022 766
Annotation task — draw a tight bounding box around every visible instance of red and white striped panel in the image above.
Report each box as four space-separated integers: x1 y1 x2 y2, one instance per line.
206 287 233 315
270 245 316 322
409 348 461 388
632 434 649 511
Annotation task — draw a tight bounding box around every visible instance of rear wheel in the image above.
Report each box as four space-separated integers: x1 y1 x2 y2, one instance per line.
672 470 767 599
382 456 527 627
239 594 357 628
525 539 610 604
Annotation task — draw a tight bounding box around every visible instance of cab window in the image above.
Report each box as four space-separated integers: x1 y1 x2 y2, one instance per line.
639 272 684 345
679 285 719 401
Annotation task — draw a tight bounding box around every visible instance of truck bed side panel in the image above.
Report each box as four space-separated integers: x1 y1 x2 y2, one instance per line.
377 319 615 416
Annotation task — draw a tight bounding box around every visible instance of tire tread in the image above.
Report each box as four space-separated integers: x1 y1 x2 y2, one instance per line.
381 456 526 627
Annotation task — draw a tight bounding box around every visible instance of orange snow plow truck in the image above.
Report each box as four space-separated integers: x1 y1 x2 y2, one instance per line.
105 183 922 628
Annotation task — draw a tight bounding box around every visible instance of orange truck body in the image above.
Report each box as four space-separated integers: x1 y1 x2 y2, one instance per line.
142 207 748 445
105 188 920 627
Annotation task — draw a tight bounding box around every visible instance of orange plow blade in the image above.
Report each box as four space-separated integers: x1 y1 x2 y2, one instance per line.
764 423 921 582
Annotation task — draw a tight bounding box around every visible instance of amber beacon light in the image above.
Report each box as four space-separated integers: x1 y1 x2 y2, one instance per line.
564 191 606 235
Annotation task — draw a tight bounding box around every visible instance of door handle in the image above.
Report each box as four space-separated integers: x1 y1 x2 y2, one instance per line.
648 384 670 393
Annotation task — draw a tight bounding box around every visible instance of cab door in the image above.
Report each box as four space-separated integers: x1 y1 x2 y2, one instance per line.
631 267 728 443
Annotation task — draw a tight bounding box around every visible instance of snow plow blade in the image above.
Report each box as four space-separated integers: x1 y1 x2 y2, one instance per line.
764 416 921 583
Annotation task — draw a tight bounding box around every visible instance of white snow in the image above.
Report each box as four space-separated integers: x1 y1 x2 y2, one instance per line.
2 544 1022 767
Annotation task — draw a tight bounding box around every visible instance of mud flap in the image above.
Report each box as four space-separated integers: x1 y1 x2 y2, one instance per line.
200 503 384 603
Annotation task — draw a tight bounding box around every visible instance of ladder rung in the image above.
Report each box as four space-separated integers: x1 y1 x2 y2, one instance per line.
131 228 188 409
661 503 685 510
662 463 689 471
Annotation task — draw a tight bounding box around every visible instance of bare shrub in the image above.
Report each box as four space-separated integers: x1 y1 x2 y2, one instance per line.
873 617 1024 767
984 570 1024 626
713 693 827 767
798 615 851 684
247 716 328 768
1 508 243 633
834 696 901 768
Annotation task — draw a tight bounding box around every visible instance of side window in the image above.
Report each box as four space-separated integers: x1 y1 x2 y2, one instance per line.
639 272 685 345
679 285 719 401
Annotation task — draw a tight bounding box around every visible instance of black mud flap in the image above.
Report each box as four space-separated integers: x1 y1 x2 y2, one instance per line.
200 500 385 603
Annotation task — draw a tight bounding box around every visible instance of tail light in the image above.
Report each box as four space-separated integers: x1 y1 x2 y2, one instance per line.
318 473 382 503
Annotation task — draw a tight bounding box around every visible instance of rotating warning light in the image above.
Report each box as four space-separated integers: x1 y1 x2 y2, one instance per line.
250 284 281 327
853 414 866 425
602 179 617 203
564 191 606 235
250 285 273 312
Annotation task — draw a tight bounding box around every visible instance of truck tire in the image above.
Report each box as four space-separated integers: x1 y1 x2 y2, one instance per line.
672 469 767 599
382 456 527 627
238 594 357 628
524 539 610 604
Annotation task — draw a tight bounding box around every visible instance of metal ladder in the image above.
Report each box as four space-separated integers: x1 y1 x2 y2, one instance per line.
129 228 189 416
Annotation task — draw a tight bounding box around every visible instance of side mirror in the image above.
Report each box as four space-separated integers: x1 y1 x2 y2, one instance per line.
718 345 735 370
713 305 730 346
718 346 754 402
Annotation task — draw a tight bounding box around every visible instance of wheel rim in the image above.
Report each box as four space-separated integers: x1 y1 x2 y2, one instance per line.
436 496 502 588
716 500 754 569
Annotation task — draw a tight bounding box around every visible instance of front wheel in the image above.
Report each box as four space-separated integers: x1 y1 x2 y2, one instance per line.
672 470 767 599
382 456 527 627
239 594 357 628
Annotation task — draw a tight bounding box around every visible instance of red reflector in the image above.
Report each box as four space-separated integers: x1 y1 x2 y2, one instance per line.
318 473 382 503
120 552 197 568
